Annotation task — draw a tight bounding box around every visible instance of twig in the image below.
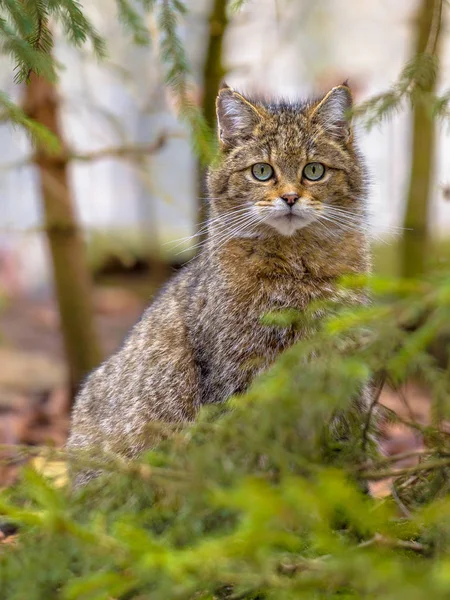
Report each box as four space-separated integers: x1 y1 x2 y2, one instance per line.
68 134 171 162
398 386 418 426
391 483 412 518
358 533 427 553
424 0 444 55
357 448 430 471
382 406 431 435
0 131 184 171
361 372 385 454
360 457 450 481
279 532 428 575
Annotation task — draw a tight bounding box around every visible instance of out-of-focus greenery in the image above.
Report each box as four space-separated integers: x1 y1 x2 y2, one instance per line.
1 273 450 599
87 230 155 275
373 239 450 277
1 2 449 596
2 1 449 163
0 0 217 161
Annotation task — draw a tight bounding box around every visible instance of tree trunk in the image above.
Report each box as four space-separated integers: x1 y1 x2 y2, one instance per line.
195 0 228 246
401 0 442 278
23 72 102 399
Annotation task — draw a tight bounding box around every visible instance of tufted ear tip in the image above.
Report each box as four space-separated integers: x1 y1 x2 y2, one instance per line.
218 80 231 92
216 88 264 148
310 85 353 143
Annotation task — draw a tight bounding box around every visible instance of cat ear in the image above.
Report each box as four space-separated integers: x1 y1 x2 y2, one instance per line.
216 85 265 147
310 85 353 143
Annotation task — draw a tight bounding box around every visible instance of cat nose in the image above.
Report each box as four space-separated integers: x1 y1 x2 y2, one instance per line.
280 193 299 206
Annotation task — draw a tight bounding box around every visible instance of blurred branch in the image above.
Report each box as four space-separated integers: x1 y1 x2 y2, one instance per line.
280 534 428 575
360 457 450 481
358 448 430 469
425 0 443 54
361 372 385 454
0 132 184 171
65 134 171 162
358 534 427 553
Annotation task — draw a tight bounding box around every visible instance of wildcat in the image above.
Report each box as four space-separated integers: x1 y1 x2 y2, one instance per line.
68 83 370 486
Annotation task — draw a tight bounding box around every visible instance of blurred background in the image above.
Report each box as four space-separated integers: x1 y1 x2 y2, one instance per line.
0 0 448 485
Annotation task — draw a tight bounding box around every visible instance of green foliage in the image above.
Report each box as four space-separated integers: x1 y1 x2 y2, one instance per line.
0 0 53 82
1 0 448 161
0 90 60 151
0 0 214 162
1 274 450 599
227 0 247 13
0 0 107 149
157 0 215 163
351 53 446 129
116 0 152 45
0 0 106 82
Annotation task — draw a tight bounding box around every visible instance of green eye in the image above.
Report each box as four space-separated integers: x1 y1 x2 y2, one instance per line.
303 162 325 181
251 163 274 181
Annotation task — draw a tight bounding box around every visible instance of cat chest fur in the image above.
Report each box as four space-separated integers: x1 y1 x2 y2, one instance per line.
187 246 338 405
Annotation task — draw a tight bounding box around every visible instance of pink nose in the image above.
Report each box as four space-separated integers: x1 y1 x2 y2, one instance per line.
281 193 299 206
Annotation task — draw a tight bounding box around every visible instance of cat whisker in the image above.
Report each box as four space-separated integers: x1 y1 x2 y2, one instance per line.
325 206 409 234
325 205 364 215
325 208 407 239
212 213 262 241
210 215 264 253
166 208 255 250
325 211 366 220
320 214 391 245
196 206 254 229
321 213 368 229
314 219 340 242
205 211 260 238
324 210 370 229
180 215 263 266
207 207 255 225
319 214 368 234
323 208 368 224
164 228 208 250
324 206 370 218
174 212 261 256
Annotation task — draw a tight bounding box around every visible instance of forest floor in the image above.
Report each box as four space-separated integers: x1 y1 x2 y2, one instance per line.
0 277 431 499
0 281 146 488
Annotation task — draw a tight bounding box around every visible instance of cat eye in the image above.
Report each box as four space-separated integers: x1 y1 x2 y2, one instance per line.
303 162 325 181
251 163 274 181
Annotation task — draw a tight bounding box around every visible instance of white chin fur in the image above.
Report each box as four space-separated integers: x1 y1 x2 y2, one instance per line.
265 214 314 236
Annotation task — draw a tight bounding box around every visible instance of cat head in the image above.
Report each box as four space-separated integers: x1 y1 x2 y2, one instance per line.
207 84 367 238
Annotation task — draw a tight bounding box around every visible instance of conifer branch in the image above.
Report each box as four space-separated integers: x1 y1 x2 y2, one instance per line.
352 0 444 129
116 0 151 45
0 0 213 161
227 0 247 12
0 91 60 151
157 0 215 163
361 372 384 454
